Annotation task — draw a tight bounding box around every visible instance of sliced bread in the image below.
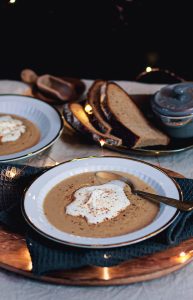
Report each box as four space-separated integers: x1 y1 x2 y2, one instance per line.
101 82 170 148
87 80 112 133
63 102 122 146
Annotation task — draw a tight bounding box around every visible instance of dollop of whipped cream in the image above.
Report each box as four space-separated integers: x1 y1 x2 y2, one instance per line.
0 115 26 143
66 180 130 224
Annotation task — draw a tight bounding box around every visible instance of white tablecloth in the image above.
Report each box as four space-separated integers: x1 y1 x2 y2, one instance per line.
0 80 193 300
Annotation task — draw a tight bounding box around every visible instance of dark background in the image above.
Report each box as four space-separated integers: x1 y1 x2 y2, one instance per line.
0 0 193 81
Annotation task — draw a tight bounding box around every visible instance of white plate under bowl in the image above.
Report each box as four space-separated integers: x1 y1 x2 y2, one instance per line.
22 157 182 249
0 95 63 162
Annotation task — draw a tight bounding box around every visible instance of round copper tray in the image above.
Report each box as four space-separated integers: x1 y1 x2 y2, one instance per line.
0 168 193 286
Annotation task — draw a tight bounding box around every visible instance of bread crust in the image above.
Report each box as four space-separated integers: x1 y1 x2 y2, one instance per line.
100 82 139 148
87 80 112 133
63 102 122 146
101 82 169 148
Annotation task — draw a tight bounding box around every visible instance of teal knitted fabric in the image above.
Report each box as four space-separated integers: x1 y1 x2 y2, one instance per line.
0 164 193 275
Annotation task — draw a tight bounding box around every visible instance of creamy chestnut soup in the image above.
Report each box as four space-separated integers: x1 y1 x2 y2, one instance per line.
43 172 159 238
0 114 40 155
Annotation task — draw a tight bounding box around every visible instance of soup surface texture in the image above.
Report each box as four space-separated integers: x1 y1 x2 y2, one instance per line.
44 172 159 238
0 114 40 155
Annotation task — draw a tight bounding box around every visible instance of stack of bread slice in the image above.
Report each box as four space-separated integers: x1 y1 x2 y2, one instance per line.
63 80 170 148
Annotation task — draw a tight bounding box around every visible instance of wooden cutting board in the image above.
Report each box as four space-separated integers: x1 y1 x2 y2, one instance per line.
0 168 193 286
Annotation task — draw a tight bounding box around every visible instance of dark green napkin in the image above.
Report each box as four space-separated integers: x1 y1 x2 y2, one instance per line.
0 164 193 275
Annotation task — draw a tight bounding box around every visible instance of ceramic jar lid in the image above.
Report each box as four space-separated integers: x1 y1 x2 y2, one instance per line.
152 83 193 117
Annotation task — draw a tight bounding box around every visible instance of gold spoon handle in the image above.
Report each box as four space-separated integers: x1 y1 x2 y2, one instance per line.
135 190 193 212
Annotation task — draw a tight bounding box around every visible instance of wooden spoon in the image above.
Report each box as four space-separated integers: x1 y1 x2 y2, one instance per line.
21 69 38 85
21 69 76 102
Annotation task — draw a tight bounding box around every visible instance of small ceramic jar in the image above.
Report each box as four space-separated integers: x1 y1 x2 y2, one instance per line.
151 83 193 138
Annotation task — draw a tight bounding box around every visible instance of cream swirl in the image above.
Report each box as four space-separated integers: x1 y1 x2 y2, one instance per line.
66 180 130 224
0 115 26 142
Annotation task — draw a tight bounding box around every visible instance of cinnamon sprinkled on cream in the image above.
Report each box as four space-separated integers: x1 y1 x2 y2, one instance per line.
66 180 130 224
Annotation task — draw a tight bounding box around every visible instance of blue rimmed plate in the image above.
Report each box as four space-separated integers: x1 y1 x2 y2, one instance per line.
0 94 63 162
22 156 182 249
